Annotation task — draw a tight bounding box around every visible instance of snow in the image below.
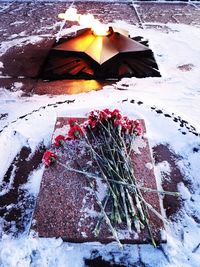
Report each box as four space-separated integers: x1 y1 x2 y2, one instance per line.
0 36 44 56
145 162 153 170
22 166 45 196
177 182 191 200
0 15 200 267
156 161 172 182
0 130 27 184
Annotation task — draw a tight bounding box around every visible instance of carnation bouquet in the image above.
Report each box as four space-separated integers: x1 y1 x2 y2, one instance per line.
43 109 178 247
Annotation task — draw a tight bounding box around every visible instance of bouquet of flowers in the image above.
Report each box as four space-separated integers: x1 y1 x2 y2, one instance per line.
43 108 178 247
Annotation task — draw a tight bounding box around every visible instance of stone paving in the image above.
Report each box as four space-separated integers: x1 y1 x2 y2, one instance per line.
0 1 200 44
135 2 200 26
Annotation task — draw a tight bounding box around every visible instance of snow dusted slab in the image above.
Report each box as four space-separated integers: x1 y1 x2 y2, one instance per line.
31 118 165 244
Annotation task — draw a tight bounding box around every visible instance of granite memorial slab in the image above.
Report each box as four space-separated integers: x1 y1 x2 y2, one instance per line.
31 117 165 244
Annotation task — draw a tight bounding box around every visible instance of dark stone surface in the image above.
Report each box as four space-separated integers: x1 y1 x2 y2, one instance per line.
1 38 54 78
32 118 164 244
136 2 200 26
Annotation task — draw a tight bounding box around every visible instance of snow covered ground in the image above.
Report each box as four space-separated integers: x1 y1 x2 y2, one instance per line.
0 13 200 267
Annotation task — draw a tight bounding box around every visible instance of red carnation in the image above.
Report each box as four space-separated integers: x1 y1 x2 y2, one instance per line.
43 150 57 167
86 118 97 128
88 110 98 120
111 109 122 120
127 119 135 132
103 108 110 114
54 135 65 147
85 111 99 129
134 120 140 127
114 119 123 127
67 125 84 140
102 109 112 120
130 120 142 136
99 111 105 121
135 126 142 136
69 118 78 127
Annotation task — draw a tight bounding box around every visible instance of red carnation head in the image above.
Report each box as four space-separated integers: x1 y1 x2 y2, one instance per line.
43 150 57 167
67 125 84 140
54 135 65 147
114 119 123 127
85 119 97 129
130 120 142 136
101 109 112 120
69 118 78 127
85 111 99 129
111 109 122 120
88 110 98 120
135 126 142 136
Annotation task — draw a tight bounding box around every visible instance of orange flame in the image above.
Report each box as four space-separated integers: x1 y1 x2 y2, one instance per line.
58 7 109 36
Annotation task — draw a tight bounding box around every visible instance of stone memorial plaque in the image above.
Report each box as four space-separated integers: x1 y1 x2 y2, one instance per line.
31 117 165 244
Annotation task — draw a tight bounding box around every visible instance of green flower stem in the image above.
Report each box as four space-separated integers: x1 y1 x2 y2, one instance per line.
87 178 122 248
57 162 179 197
86 125 146 232
137 194 168 224
98 121 126 153
89 127 121 178
125 188 136 217
93 194 110 236
120 185 132 232
144 216 157 248
84 135 118 200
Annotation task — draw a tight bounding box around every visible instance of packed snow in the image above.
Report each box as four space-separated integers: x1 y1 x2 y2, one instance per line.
0 14 200 267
